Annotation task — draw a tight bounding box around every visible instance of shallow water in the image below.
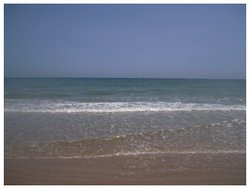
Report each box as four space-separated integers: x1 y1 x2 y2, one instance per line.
4 78 246 158
5 111 245 158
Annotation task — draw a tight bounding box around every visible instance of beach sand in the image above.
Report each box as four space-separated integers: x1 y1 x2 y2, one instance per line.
5 152 245 185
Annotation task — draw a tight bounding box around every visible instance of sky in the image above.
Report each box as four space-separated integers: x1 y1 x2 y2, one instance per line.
4 4 246 79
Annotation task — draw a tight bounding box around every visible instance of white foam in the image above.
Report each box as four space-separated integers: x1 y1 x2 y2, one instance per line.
4 150 246 159
4 101 246 113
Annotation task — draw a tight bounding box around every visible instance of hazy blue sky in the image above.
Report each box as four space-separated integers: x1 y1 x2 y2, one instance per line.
5 4 245 79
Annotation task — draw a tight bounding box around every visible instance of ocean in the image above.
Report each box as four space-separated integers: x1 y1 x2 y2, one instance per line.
4 78 246 158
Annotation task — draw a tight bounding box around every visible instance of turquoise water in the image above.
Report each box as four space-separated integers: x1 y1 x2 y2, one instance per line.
4 78 246 158
4 78 246 112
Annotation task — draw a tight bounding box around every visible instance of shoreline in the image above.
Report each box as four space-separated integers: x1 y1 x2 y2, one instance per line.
5 152 246 185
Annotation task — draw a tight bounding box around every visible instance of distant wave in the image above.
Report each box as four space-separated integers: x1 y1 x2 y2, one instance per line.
4 101 246 113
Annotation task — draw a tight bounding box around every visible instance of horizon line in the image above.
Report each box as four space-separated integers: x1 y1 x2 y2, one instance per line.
4 77 246 80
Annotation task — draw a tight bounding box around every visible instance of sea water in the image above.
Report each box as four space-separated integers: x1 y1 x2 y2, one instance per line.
4 78 246 158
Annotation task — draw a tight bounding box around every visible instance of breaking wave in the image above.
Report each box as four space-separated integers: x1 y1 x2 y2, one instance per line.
4 101 246 113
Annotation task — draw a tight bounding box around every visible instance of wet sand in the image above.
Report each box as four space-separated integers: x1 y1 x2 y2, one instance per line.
5 152 246 185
